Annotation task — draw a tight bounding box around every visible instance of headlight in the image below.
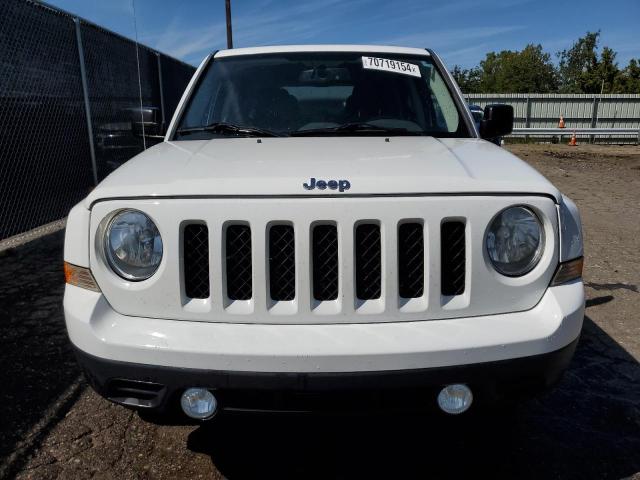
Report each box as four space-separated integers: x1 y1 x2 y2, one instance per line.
104 209 163 281
486 206 544 276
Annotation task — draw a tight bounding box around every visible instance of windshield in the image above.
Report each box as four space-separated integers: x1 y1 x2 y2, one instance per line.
174 52 468 139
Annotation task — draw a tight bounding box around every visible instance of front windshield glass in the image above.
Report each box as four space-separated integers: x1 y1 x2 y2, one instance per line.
175 52 467 139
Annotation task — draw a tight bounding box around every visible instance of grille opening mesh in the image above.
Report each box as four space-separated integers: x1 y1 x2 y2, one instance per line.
183 224 210 299
355 224 382 300
312 224 339 301
398 223 424 298
441 221 466 296
226 225 252 300
269 225 295 301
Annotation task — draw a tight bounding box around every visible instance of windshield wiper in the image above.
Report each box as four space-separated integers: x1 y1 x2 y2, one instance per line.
176 122 282 137
290 122 423 136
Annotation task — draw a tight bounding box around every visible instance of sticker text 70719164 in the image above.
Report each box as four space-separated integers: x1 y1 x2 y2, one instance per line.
361 56 421 78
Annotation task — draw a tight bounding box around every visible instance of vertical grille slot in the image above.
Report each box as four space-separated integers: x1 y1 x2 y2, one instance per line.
441 221 466 296
398 223 424 298
312 224 339 301
183 224 210 299
269 225 295 301
355 223 381 300
226 225 252 300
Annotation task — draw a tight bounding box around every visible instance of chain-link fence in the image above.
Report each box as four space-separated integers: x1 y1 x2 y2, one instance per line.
0 0 196 242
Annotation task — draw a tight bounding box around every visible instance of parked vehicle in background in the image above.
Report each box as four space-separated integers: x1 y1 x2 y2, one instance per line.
469 104 484 126
469 103 502 146
63 45 584 423
95 107 164 171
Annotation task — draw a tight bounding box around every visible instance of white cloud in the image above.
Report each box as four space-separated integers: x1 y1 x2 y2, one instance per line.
430 0 533 15
140 0 530 67
379 25 526 49
151 22 227 59
141 0 377 63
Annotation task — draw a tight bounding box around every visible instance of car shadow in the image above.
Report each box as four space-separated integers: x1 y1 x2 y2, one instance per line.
0 232 84 476
187 314 640 480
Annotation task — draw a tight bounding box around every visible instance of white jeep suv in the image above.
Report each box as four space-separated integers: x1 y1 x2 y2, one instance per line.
63 45 584 419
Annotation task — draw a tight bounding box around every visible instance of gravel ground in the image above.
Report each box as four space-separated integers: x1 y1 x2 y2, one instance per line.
0 144 638 480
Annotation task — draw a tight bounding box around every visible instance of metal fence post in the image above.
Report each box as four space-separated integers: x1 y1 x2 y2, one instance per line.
590 95 600 144
525 95 531 142
74 18 98 185
156 53 166 134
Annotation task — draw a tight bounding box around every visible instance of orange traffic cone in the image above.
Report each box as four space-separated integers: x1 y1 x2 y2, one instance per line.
568 131 577 146
558 115 566 128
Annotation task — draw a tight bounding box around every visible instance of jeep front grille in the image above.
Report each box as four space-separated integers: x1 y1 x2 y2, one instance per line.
183 220 463 305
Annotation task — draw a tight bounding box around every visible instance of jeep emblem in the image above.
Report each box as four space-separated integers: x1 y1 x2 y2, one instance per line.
303 177 351 192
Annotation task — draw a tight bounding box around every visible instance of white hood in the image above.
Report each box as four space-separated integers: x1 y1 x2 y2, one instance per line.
86 136 560 206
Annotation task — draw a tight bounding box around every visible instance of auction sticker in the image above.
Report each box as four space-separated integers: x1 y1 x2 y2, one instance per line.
362 56 421 77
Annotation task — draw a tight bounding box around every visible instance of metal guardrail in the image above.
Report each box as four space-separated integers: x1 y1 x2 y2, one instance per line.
511 127 640 136
509 127 640 144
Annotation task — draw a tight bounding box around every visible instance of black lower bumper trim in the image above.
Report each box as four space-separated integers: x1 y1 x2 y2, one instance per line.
74 337 579 415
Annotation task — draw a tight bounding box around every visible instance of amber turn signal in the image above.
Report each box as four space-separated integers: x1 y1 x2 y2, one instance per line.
64 262 101 292
550 257 584 286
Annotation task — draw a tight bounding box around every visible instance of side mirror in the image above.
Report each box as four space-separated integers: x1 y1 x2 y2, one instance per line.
479 104 513 139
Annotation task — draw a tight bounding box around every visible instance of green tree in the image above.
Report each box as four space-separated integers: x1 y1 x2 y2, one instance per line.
614 58 640 93
477 44 558 93
557 31 599 93
593 47 619 93
557 31 622 93
451 65 482 93
452 30 636 93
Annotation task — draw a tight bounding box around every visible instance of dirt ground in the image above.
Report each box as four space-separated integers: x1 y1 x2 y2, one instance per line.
0 144 639 480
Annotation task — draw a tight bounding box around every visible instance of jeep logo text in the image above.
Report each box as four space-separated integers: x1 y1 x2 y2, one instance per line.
303 177 351 192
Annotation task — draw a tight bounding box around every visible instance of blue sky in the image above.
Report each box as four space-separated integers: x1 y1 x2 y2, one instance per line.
47 0 639 68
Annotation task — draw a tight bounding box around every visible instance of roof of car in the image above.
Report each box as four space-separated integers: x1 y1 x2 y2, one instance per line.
214 45 431 58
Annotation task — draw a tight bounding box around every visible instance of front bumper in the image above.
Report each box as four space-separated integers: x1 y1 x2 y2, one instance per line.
64 280 584 413
74 338 579 414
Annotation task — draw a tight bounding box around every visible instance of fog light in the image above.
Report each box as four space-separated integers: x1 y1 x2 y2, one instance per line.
437 384 473 414
180 388 217 420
